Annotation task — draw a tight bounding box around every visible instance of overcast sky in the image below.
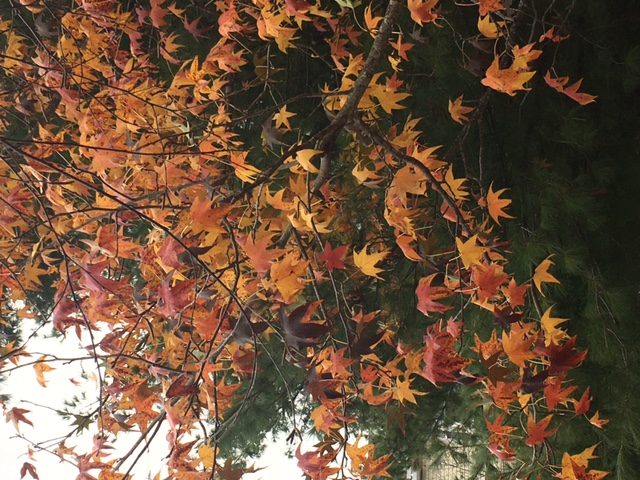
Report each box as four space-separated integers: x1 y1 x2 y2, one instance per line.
1 322 301 480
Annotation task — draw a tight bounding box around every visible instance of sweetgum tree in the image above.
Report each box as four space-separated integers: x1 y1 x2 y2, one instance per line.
0 0 625 479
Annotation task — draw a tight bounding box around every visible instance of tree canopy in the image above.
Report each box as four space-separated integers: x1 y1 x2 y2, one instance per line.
1 0 638 479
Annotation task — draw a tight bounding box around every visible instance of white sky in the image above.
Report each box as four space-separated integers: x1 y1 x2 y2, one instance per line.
0 321 301 480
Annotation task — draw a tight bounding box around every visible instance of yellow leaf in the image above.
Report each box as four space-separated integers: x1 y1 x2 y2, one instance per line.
533 255 561 295
477 15 502 39
444 167 468 200
353 244 388 279
456 235 486 269
560 447 608 480
352 160 383 186
295 149 322 173
566 444 599 468
393 376 426 404
448 95 475 124
22 262 48 291
540 306 569 346
231 151 260 183
197 445 215 468
375 87 410 114
273 105 296 130
511 43 542 72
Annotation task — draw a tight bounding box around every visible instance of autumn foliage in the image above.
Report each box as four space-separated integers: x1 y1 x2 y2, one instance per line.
0 0 605 479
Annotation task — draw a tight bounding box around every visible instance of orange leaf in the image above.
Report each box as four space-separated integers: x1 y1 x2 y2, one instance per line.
34 356 54 387
364 5 382 33
481 57 536 96
166 374 200 399
502 323 537 368
396 235 423 261
544 374 577 411
407 0 439 26
502 278 530 308
533 255 561 295
511 43 542 72
486 413 517 435
561 78 598 105
423 323 473 385
241 233 286 275
544 72 597 105
539 27 569 43
486 183 514 225
296 444 340 480
149 0 169 28
478 0 505 16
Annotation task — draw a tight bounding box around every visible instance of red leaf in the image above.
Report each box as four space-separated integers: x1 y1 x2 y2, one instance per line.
149 0 169 28
544 374 578 411
166 374 200 399
526 414 558 446
317 242 348 271
538 336 588 375
416 274 452 316
280 303 331 350
573 387 592 416
422 323 472 385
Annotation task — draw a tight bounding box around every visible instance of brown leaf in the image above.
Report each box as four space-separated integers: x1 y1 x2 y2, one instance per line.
20 462 39 480
166 374 200 399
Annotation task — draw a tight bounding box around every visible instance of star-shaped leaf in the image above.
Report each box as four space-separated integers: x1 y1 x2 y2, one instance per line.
273 105 296 130
486 183 514 225
353 244 388 279
448 95 474 124
533 255 561 295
